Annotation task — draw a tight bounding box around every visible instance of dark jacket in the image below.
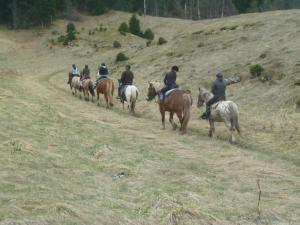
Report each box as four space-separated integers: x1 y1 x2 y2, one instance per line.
121 70 134 85
99 67 108 76
82 68 90 79
164 71 177 86
211 78 227 99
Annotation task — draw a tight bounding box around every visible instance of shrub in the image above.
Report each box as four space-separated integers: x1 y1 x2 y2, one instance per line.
113 41 121 48
119 22 129 33
129 14 142 36
259 53 267 59
295 96 300 109
250 64 264 77
158 37 167 45
64 23 77 44
146 40 152 47
116 52 128 62
294 79 300 86
143 28 155 40
57 35 66 43
52 30 59 35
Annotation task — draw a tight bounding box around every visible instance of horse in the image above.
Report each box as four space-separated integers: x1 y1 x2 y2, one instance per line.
82 78 95 101
119 83 139 113
146 81 192 134
95 78 114 108
197 88 240 143
70 76 82 97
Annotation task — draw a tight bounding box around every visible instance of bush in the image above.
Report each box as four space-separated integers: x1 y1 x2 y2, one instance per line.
250 64 264 77
295 96 300 110
64 22 77 45
118 22 129 33
158 37 167 45
113 41 121 48
129 14 142 36
294 79 300 86
146 40 152 47
57 35 66 43
116 52 129 62
143 28 155 40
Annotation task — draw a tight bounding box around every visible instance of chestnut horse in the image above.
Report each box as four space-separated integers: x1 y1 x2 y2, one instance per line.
197 88 240 143
146 81 192 134
82 79 95 101
95 78 114 108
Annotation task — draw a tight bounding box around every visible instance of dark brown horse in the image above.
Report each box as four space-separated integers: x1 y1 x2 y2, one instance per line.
82 79 95 101
146 81 192 134
95 78 114 108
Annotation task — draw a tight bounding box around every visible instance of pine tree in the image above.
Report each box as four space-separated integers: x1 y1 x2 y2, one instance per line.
129 14 142 36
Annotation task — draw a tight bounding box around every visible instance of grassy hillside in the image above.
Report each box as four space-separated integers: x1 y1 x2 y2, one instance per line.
0 10 299 225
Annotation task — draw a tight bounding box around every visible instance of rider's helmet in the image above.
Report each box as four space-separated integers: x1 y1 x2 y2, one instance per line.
171 65 179 72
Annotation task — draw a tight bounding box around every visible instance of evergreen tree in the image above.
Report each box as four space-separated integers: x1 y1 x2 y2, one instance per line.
129 14 142 36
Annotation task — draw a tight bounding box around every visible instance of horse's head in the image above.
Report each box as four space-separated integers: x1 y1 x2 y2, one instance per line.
197 87 208 108
146 81 157 101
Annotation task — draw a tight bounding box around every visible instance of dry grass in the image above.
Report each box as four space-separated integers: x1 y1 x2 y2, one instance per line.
0 10 299 225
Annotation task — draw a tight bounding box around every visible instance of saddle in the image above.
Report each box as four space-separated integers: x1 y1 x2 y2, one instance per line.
164 88 178 97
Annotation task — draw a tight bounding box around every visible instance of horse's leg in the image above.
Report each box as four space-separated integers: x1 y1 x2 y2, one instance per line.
86 89 89 101
224 119 235 143
176 111 183 131
161 110 166 130
209 119 215 137
169 112 177 130
97 92 100 106
104 93 109 108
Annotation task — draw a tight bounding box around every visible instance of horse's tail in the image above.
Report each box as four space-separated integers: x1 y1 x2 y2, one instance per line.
229 102 241 134
182 93 192 133
111 79 115 97
88 80 95 96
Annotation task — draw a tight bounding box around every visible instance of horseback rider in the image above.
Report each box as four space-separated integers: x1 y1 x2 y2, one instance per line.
67 64 80 84
94 63 109 89
82 64 90 80
80 64 90 87
201 70 227 120
118 65 134 99
159 66 179 102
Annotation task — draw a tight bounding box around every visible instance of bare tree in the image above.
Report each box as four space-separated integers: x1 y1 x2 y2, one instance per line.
222 0 225 17
11 0 18 29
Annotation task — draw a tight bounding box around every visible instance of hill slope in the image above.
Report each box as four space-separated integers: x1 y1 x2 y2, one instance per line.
0 10 299 225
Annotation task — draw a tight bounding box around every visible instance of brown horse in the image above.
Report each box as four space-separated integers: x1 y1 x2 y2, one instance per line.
82 79 95 101
146 81 192 134
95 78 114 108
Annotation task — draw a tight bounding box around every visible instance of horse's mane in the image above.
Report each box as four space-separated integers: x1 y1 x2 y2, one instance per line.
199 87 213 102
149 81 164 92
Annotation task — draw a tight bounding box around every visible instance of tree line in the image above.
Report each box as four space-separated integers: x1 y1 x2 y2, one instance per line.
0 0 299 29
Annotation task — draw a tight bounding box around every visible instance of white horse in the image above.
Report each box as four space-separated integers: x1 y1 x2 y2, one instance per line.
197 88 240 143
121 85 139 113
70 76 82 97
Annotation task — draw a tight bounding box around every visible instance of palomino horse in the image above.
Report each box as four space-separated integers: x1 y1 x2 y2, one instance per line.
82 79 95 101
197 88 240 143
119 84 139 113
146 81 192 134
70 76 82 97
95 78 114 108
